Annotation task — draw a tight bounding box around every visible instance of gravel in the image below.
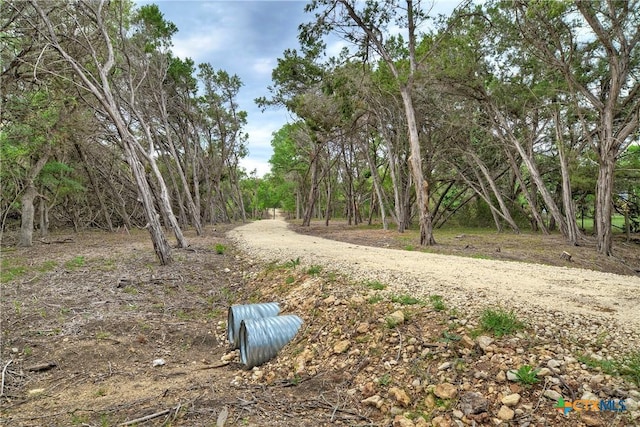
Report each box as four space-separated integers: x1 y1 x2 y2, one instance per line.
228 214 640 358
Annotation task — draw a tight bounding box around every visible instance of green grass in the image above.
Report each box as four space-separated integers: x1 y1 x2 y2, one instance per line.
368 295 383 304
306 265 322 275
214 244 226 255
1 259 26 283
64 256 85 269
514 365 540 385
284 257 301 268
480 308 525 337
578 351 640 387
429 295 446 311
365 280 386 291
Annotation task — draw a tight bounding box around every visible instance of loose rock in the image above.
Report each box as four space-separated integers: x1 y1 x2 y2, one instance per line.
362 394 384 408
333 340 350 354
459 392 489 415
501 393 521 407
389 387 411 407
393 415 415 427
543 390 562 401
497 405 515 421
435 383 458 399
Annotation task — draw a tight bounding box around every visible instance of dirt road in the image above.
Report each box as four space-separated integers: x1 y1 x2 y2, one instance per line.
229 213 640 332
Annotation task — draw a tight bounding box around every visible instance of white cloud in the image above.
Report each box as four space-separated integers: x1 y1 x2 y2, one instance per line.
171 32 224 62
240 157 271 178
252 58 275 76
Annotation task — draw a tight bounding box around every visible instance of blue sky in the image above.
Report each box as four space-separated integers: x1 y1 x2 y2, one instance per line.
139 1 459 177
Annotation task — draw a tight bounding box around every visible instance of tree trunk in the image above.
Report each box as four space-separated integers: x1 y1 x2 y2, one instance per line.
504 148 548 234
124 140 173 265
302 139 321 227
595 153 615 255
75 142 114 232
364 136 388 230
18 184 37 247
470 153 520 233
399 86 434 245
38 194 49 237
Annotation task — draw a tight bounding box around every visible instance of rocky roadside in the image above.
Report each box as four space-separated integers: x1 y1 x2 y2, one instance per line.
215 263 640 427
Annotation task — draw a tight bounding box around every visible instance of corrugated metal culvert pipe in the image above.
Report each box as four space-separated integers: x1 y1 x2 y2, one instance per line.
227 302 280 349
239 314 304 369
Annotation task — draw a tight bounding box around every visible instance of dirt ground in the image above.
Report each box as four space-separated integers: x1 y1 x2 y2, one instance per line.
1 219 639 427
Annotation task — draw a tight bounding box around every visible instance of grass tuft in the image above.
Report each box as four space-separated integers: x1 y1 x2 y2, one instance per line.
480 308 524 337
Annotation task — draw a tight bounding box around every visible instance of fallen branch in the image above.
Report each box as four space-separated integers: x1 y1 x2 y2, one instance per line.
26 361 57 372
1 360 12 397
39 237 74 244
195 361 230 370
118 408 171 426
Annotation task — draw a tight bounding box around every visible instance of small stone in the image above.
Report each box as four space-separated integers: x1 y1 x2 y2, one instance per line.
323 295 336 305
547 359 561 369
362 394 384 408
430 416 452 427
414 417 429 427
459 392 489 415
506 370 519 381
388 310 405 325
626 398 639 411
461 335 475 349
474 371 488 379
543 390 562 401
362 382 376 397
333 340 350 354
424 393 436 409
356 322 370 334
536 367 552 377
152 358 165 367
581 391 599 401
435 383 458 399
501 393 521 407
221 351 237 361
452 410 464 419
580 413 602 426
393 415 415 427
497 405 515 421
589 374 605 386
389 387 411 407
438 362 452 371
476 336 494 351
496 371 506 382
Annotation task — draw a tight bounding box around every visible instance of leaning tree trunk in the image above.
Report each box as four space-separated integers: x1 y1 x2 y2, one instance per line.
124 140 173 265
399 86 434 245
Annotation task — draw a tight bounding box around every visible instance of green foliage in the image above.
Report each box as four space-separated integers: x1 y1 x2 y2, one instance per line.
365 280 386 290
1 258 26 283
377 373 392 386
514 365 540 386
429 295 446 311
306 265 322 275
480 308 525 337
368 295 383 304
214 244 226 255
284 257 301 268
64 256 85 270
578 352 640 387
